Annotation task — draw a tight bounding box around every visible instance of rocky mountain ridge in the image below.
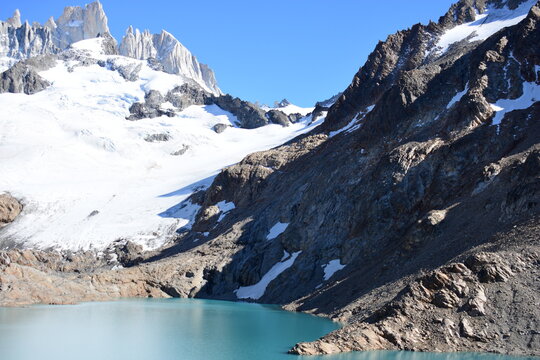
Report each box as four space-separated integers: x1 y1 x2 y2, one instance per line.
0 1 220 94
119 27 220 95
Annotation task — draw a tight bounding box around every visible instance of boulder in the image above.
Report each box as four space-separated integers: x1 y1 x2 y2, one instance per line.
0 194 22 227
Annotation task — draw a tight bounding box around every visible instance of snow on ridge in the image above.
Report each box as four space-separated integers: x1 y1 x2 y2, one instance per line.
432 0 536 56
235 251 301 300
322 259 346 281
266 222 289 241
262 103 314 116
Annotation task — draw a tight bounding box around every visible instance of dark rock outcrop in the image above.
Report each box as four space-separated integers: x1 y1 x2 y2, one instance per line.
0 63 50 94
210 95 269 129
127 90 175 120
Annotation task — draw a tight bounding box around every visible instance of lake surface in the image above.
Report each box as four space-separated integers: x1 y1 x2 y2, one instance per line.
0 299 536 360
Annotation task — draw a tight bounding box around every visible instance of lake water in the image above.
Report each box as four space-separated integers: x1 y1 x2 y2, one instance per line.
0 299 536 360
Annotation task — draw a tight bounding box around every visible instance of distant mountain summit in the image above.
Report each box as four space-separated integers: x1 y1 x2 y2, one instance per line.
119 27 220 95
0 1 221 94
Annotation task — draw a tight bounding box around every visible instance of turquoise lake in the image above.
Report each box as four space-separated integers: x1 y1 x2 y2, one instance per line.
0 298 536 360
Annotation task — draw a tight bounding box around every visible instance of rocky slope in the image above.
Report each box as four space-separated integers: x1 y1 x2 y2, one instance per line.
0 0 539 357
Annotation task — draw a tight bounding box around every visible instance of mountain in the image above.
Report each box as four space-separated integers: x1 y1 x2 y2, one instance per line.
0 1 220 95
119 27 220 95
1 0 539 357
0 2 323 250
53 0 109 49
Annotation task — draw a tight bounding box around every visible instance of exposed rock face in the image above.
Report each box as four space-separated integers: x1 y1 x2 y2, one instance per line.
166 84 210 110
6 10 22 28
126 83 281 130
321 0 535 133
211 95 269 129
119 27 221 95
266 109 290 126
0 194 22 227
0 2 109 61
290 245 540 355
0 62 50 94
0 21 59 59
127 90 175 120
54 1 109 50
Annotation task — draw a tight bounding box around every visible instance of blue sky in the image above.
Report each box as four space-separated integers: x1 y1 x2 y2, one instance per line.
2 0 456 106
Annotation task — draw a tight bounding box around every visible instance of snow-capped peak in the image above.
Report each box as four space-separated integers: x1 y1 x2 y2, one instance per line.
119 26 221 95
431 0 536 56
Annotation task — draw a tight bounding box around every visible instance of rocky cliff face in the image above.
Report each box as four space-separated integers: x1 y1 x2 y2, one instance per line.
0 2 109 60
0 0 538 357
0 20 58 59
53 1 109 49
119 27 221 95
0 1 222 100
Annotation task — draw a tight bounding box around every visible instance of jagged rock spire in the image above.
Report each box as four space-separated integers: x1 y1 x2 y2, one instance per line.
6 9 22 28
54 0 109 49
119 26 221 95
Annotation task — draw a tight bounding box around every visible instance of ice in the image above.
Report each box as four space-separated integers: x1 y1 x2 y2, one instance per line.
322 259 346 281
266 222 289 241
0 40 323 251
235 251 301 300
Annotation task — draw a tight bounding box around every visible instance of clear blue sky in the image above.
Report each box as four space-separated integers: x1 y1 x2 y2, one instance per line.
2 0 456 106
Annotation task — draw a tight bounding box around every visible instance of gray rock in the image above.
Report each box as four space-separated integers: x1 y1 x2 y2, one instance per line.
213 124 229 133
0 21 59 59
54 1 109 50
165 84 210 110
99 32 118 55
144 133 171 142
127 90 175 120
170 145 190 156
0 62 50 94
145 90 164 108
211 95 269 129
460 318 475 338
119 26 221 95
266 109 290 126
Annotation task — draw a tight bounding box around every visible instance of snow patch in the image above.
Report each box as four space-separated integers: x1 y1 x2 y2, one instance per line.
70 38 106 55
329 105 374 138
216 200 235 222
235 251 301 300
490 81 539 127
446 82 469 109
323 259 346 281
266 222 289 241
